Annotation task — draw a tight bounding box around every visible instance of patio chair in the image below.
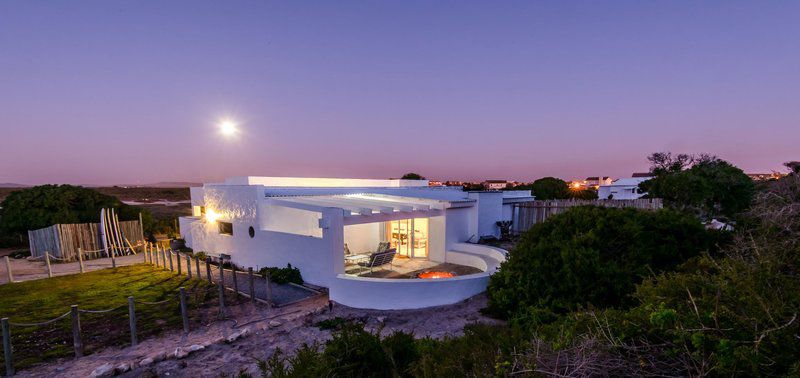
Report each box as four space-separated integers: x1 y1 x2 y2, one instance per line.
344 243 352 255
376 241 390 253
357 248 397 275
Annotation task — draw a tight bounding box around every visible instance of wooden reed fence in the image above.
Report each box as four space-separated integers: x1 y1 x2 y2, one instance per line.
28 220 144 262
512 198 663 233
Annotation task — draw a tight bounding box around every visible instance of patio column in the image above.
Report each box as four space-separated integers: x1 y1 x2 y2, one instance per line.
321 208 346 279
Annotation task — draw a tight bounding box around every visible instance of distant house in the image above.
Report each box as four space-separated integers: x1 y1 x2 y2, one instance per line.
482 180 511 190
747 172 785 181
585 176 613 189
598 176 652 200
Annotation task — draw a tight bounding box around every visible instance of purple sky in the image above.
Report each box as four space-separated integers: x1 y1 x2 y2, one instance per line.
1 1 798 186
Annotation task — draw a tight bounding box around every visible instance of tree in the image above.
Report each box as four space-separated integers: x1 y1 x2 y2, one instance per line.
0 185 140 236
486 206 718 317
400 172 425 180
528 177 570 200
640 153 755 219
784 161 800 174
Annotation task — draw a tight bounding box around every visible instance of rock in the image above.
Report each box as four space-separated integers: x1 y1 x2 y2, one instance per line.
187 344 205 353
376 316 386 323
225 328 250 343
268 320 282 328
139 357 154 367
115 363 131 373
89 363 115 378
174 347 189 359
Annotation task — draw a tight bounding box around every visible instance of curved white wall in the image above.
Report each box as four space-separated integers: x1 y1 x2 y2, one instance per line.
330 243 506 310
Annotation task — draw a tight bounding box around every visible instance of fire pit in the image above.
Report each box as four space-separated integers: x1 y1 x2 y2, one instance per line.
417 271 455 279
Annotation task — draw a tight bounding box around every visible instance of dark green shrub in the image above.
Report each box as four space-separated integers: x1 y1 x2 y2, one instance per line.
259 264 303 285
314 317 352 331
487 206 719 317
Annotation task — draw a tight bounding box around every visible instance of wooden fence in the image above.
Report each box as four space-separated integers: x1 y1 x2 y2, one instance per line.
512 198 663 233
28 221 144 262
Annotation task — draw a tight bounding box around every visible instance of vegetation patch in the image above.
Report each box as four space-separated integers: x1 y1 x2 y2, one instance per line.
259 264 303 285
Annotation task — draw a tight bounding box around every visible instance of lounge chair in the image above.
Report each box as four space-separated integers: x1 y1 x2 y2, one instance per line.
357 248 396 275
377 241 390 252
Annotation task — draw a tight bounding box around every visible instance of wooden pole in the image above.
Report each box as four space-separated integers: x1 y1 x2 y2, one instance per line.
186 255 192 278
168 251 174 271
2 317 13 376
138 212 145 244
205 257 212 284
162 249 167 270
248 267 255 303
265 272 273 304
232 265 239 297
45 252 53 278
77 247 85 274
71 305 83 358
128 297 137 346
176 252 182 275
179 287 189 334
194 257 201 281
111 245 117 268
218 262 226 318
4 256 12 284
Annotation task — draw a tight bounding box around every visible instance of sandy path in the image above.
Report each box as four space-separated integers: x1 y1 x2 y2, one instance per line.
17 294 501 377
0 254 145 284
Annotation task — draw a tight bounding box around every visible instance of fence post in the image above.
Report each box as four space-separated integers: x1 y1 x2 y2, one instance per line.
2 317 13 376
4 256 12 284
248 267 255 303
205 258 212 284
265 272 273 304
45 252 53 278
77 247 85 274
218 262 226 318
179 287 189 334
153 245 159 267
111 246 117 268
176 252 182 275
143 245 147 263
168 251 174 271
128 297 137 346
71 305 83 358
232 265 239 297
186 255 192 278
194 257 201 280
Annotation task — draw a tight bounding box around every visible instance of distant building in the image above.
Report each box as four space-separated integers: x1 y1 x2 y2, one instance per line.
747 172 785 181
482 180 512 190
443 181 465 187
598 176 651 200
631 172 653 178
584 176 613 189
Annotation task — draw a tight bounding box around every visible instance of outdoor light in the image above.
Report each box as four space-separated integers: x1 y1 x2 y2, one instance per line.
205 209 220 223
219 119 238 137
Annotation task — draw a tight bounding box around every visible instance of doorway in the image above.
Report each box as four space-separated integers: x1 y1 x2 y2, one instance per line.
385 218 429 258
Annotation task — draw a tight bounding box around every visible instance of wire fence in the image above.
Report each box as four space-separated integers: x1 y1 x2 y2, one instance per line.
0 244 321 376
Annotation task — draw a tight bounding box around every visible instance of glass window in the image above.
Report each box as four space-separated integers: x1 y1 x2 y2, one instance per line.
218 222 233 236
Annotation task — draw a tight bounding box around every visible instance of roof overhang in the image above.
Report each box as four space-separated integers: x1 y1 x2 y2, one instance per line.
266 194 449 226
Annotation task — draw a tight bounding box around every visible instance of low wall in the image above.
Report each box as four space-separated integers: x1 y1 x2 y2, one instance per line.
330 243 506 310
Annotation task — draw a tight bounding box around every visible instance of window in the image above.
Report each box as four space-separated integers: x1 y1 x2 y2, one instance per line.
218 222 233 236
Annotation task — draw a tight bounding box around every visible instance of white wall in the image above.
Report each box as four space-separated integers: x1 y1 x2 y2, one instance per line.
343 223 382 254
469 192 504 238
329 243 506 310
259 203 322 237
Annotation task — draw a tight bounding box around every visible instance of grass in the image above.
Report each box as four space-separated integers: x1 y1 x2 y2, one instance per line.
0 264 225 374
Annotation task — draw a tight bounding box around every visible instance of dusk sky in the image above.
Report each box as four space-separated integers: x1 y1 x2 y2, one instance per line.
1 1 798 186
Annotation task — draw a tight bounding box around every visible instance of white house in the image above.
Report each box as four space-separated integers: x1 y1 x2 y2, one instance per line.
178 176 533 310
598 177 652 200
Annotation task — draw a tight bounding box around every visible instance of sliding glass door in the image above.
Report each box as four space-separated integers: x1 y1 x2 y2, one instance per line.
386 218 428 258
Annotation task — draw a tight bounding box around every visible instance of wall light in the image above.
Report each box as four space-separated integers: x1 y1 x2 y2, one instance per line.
205 209 220 223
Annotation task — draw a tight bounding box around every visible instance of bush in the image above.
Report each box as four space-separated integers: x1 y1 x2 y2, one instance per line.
260 323 419 377
640 153 755 220
259 264 303 285
487 206 720 317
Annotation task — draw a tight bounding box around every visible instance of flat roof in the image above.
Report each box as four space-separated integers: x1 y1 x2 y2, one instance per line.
224 176 429 188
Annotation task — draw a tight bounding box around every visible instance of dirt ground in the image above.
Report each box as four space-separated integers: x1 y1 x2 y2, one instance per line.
0 254 146 284
17 293 501 377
